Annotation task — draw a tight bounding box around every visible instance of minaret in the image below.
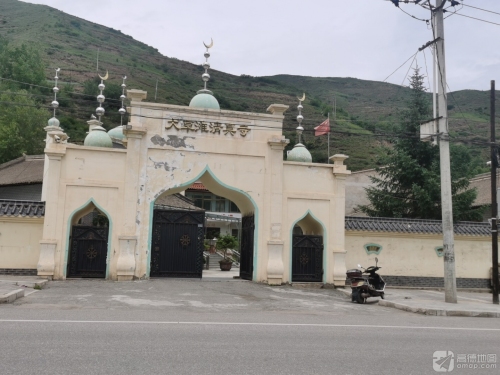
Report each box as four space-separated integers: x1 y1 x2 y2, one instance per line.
189 39 220 110
44 68 68 144
108 76 128 144
84 72 113 148
286 94 312 163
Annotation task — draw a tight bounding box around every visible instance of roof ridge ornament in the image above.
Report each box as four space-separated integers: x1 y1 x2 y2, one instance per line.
286 92 312 163
296 93 305 144
198 38 213 94
51 68 60 119
119 76 127 125
95 70 108 123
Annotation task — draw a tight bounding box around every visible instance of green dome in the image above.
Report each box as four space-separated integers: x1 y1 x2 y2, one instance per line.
189 93 220 110
108 125 125 141
47 117 60 127
287 144 312 163
84 125 113 148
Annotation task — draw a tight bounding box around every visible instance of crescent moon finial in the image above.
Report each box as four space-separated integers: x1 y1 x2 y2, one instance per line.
55 68 60 73
298 93 305 102
203 38 214 49
98 70 109 81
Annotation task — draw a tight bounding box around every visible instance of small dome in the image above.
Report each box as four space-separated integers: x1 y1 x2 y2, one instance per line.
189 93 220 110
287 143 312 163
84 125 113 148
47 117 60 127
108 125 125 141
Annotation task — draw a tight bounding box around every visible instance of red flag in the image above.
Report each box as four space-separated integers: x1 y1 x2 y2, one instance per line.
314 118 330 136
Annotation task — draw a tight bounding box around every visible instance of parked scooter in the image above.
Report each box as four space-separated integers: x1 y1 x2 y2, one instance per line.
346 257 386 304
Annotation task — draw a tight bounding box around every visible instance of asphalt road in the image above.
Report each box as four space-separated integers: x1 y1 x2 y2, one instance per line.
1 279 499 375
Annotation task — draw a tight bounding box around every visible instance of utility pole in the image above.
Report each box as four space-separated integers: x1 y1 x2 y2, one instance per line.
491 80 499 304
155 79 158 102
434 0 457 303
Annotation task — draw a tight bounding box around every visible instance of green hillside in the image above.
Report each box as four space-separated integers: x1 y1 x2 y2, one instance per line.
0 0 493 171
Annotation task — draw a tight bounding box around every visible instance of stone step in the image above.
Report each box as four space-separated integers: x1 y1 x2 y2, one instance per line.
291 282 324 289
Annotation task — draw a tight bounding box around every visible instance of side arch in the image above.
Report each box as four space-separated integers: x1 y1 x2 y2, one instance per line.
289 210 328 283
63 198 113 279
147 166 259 279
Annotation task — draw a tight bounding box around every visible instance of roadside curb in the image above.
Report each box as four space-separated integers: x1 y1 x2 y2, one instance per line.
0 279 49 289
0 289 25 304
378 300 500 318
336 288 352 298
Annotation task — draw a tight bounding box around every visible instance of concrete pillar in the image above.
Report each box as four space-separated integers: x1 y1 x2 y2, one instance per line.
38 149 65 279
266 134 290 285
329 154 350 286
115 127 147 281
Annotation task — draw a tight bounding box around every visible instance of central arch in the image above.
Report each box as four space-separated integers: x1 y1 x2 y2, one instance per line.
147 166 259 280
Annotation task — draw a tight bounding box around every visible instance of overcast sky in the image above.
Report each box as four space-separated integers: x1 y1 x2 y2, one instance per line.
22 0 500 91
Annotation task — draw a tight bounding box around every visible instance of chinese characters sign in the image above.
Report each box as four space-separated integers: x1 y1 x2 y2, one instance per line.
166 119 250 137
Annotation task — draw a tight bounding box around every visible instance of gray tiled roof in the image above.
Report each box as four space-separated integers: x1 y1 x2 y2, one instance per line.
0 200 45 218
0 155 44 186
345 216 490 236
0 184 42 201
154 193 203 211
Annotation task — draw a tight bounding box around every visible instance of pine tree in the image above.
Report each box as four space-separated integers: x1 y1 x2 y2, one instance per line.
357 69 483 221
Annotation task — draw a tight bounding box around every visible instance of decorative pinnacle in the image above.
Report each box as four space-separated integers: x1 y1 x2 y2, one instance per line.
201 38 213 91
95 71 108 123
296 93 305 144
119 76 127 125
51 68 61 118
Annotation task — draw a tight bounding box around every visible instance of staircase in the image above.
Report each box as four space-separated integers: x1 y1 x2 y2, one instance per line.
208 252 224 269
208 253 240 270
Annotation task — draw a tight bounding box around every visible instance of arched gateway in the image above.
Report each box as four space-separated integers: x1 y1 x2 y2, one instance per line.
150 168 258 280
37 50 351 285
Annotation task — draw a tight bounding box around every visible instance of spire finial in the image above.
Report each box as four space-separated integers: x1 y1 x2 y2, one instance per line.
51 68 60 119
95 71 108 123
200 38 213 93
119 76 127 125
296 93 306 144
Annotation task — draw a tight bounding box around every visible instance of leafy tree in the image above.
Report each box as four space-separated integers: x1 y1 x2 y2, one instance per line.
357 69 483 221
0 39 46 88
0 91 47 163
216 234 238 261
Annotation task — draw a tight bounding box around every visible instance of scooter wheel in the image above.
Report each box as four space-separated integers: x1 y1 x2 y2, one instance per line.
351 289 359 303
354 290 365 304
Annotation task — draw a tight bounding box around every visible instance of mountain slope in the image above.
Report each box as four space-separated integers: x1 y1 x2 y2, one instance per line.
0 0 492 171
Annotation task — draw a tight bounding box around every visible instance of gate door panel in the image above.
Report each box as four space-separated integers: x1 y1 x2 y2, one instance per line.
68 226 109 278
292 235 323 282
151 210 205 278
239 214 255 280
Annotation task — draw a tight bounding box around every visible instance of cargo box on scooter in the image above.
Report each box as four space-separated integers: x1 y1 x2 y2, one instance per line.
346 269 362 278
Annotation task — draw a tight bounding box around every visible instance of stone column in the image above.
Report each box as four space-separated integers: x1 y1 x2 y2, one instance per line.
38 148 65 279
115 127 147 281
329 154 350 286
265 106 290 284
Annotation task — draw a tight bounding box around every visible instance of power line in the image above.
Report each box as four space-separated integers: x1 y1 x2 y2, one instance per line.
383 51 419 83
452 12 500 27
462 4 500 17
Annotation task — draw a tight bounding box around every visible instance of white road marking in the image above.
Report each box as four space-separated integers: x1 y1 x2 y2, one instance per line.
0 320 498 331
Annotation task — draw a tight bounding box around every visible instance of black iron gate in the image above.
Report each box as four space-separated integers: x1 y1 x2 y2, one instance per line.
292 235 323 282
151 209 205 278
68 226 109 278
239 214 255 280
